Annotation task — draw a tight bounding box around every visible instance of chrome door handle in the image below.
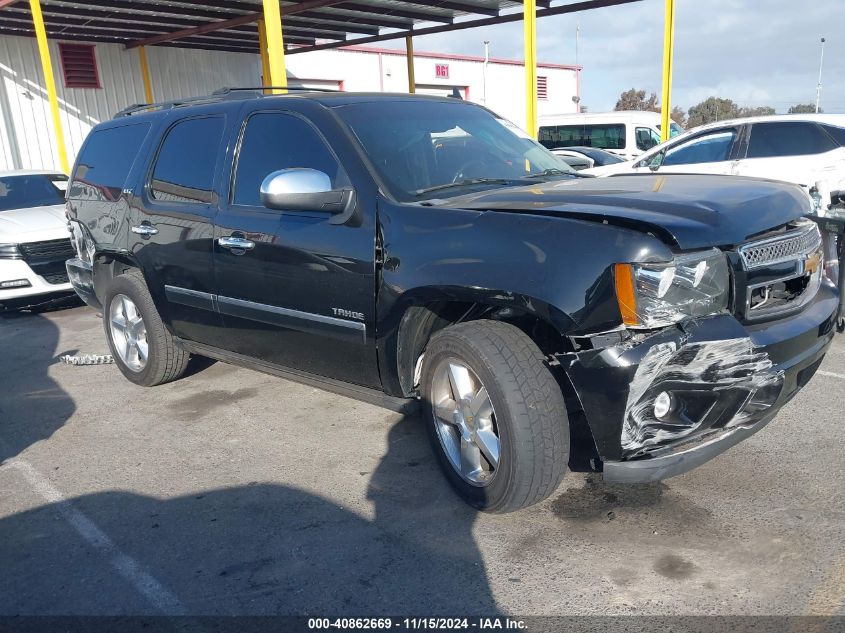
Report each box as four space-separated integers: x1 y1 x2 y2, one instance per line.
131 224 158 236
218 236 255 250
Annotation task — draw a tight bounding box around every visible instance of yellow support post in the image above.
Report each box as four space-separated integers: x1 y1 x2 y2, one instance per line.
405 35 415 93
257 19 272 94
659 0 675 142
523 0 537 138
29 0 69 174
261 0 288 94
138 45 153 104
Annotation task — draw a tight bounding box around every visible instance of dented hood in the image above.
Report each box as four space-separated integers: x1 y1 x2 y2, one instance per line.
436 174 810 250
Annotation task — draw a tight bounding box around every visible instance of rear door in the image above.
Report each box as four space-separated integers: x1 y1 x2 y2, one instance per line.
130 106 229 344
212 103 379 388
733 121 842 189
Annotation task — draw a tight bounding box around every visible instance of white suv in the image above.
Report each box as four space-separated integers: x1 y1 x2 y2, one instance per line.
585 114 845 210
0 170 75 311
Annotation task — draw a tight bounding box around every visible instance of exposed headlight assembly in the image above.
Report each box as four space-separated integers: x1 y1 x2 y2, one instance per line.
0 243 22 259
614 248 730 329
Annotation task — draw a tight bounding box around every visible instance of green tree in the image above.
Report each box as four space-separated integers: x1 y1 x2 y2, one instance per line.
615 88 659 112
738 105 776 117
670 106 686 127
788 103 821 114
686 97 740 128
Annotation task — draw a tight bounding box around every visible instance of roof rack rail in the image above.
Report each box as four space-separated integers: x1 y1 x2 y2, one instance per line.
216 86 341 93
113 85 339 118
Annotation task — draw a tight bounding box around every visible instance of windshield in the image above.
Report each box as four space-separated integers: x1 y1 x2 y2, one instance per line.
334 100 573 202
0 174 67 212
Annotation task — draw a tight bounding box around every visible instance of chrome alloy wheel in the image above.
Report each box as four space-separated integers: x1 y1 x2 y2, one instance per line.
430 358 501 486
109 293 148 372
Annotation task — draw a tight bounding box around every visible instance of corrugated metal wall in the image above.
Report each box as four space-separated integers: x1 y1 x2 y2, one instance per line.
0 34 261 172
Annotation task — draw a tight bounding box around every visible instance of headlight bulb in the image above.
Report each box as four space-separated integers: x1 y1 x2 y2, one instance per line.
657 267 675 298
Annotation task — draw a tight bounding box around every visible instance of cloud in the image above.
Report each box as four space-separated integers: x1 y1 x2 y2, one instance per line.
412 0 843 114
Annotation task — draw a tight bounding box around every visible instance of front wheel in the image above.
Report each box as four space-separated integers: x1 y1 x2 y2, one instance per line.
420 320 569 513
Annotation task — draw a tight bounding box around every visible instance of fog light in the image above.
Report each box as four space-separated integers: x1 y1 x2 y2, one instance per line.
654 391 673 419
0 279 31 289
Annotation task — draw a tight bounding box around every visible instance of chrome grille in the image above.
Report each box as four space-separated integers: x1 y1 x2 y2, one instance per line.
736 220 825 321
739 223 821 270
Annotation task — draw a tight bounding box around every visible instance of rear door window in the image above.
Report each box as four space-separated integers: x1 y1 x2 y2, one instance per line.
662 129 737 166
150 116 225 204
538 124 626 150
70 122 150 200
747 122 837 158
821 124 845 147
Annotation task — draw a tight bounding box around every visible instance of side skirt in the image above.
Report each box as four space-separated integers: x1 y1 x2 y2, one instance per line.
175 338 419 416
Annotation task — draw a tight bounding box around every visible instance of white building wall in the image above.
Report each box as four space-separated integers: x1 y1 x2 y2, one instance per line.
0 34 578 172
0 34 260 172
286 47 580 131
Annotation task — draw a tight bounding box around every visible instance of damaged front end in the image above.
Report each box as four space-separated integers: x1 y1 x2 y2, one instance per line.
561 220 838 483
621 335 783 458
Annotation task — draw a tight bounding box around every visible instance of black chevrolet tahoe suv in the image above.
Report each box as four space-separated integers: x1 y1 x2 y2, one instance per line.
65 90 839 512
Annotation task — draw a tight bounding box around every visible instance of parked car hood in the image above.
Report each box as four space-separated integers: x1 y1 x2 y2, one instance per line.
582 161 634 177
0 204 69 243
434 174 809 250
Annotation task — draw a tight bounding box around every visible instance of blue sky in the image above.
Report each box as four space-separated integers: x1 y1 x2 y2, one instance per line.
409 0 844 114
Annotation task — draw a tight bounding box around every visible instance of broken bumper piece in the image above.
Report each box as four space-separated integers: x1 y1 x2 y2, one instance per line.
66 257 101 310
563 284 838 483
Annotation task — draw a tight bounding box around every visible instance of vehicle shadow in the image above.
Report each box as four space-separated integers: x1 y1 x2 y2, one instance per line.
0 411 500 615
0 312 75 463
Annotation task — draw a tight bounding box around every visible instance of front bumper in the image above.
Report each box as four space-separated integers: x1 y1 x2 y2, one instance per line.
66 257 101 310
562 282 838 483
0 258 74 309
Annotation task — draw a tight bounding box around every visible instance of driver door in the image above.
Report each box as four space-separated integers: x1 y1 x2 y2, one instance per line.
212 106 380 388
635 127 743 175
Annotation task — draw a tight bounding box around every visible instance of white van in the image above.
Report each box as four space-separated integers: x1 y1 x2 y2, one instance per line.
538 111 684 161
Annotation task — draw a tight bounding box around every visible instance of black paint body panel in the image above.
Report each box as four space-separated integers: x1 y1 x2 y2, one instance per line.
66 92 838 474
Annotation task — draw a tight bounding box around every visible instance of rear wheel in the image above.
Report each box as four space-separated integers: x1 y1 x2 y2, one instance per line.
421 320 569 513
103 270 189 386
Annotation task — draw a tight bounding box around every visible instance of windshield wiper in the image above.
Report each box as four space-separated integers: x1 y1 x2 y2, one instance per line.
414 178 523 197
521 168 585 179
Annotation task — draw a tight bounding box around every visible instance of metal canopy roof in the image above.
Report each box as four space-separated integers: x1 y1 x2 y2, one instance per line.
0 0 640 56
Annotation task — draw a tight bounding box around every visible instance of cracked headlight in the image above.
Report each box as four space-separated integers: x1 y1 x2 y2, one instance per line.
68 219 95 265
614 248 730 329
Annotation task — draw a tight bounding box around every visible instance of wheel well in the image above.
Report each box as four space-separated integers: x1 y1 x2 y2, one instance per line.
395 300 571 397
395 300 599 471
92 253 139 305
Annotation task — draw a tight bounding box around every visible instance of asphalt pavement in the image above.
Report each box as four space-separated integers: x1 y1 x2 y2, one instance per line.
1 305 843 618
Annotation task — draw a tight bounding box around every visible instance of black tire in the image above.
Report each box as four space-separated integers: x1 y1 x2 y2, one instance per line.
103 270 190 387
420 320 569 513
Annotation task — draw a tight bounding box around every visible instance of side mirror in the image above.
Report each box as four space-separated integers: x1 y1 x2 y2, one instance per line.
648 150 666 172
259 168 355 221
